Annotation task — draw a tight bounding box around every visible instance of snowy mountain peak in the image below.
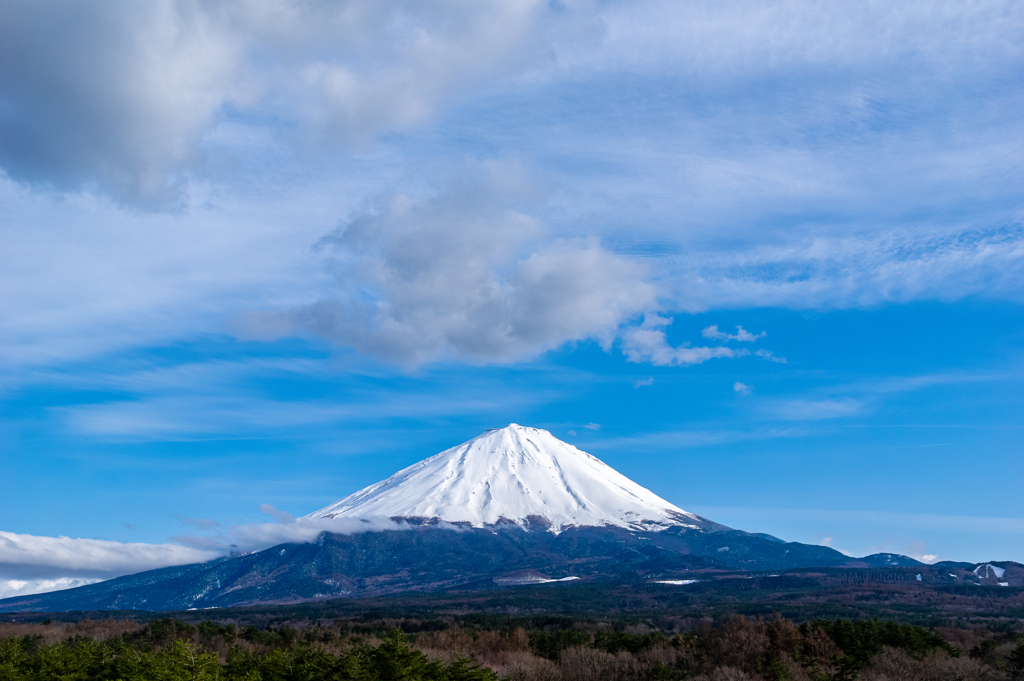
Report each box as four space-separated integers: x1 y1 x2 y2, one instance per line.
306 424 708 533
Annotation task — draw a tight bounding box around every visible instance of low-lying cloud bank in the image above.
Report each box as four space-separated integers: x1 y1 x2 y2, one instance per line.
0 531 218 599
0 531 219 581
0 514 413 600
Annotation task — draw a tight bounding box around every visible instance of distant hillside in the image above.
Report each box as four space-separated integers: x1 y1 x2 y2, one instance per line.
0 524 860 612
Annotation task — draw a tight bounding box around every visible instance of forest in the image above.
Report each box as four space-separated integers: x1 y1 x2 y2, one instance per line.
1 614 1023 681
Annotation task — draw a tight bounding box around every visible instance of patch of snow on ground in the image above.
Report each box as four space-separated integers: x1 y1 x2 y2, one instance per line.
496 573 580 585
974 564 1006 578
655 580 700 585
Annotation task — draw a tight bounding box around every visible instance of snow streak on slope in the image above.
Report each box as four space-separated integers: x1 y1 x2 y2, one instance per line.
306 424 705 533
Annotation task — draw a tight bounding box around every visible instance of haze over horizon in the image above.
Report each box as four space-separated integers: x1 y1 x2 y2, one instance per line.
1 0 1023 599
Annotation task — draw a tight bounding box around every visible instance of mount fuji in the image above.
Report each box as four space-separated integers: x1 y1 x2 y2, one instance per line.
306 424 720 533
0 425 956 613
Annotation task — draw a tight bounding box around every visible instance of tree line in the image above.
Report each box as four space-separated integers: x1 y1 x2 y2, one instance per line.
1 614 1022 681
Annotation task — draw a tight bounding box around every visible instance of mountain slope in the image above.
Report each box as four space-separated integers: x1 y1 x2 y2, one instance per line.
307 424 717 533
0 525 858 613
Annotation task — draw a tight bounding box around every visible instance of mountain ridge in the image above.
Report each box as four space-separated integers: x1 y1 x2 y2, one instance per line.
0 524 858 612
2 523 1018 613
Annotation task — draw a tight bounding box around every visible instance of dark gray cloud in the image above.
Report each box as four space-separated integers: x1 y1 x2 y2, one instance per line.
0 0 247 206
0 0 560 205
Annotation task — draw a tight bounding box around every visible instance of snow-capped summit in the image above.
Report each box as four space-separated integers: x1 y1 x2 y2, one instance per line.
306 424 708 533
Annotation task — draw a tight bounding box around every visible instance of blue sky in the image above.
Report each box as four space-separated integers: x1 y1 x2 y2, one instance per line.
1 0 1022 597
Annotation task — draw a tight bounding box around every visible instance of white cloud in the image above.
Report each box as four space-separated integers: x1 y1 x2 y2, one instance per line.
633 377 654 388
0 530 219 582
622 315 746 366
0 577 104 601
702 325 765 342
234 170 657 365
733 381 752 394
755 349 787 364
584 422 601 431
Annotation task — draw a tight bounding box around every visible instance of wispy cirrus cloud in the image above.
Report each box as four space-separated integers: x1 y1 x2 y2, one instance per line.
702 326 765 342
672 227 1024 312
582 426 810 451
767 398 864 421
52 360 553 441
755 349 787 364
175 516 220 530
761 369 1020 426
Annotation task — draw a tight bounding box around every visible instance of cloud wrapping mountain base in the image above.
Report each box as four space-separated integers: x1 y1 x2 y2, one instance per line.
0 517 411 599
0 531 220 599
